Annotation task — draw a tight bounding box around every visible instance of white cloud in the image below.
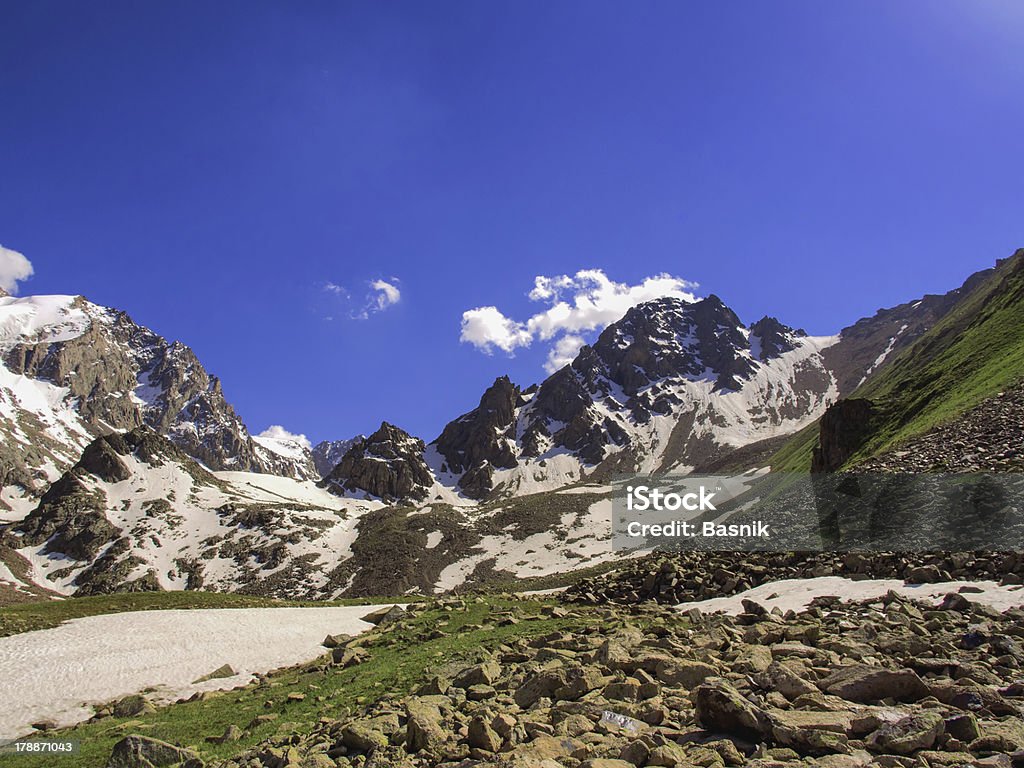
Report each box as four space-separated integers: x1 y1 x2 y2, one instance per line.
256 425 312 451
322 278 401 320
460 269 699 372
0 245 34 295
460 306 532 354
544 334 586 374
369 279 401 311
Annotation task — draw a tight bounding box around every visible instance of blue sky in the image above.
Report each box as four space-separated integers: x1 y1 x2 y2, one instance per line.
2 1 1023 444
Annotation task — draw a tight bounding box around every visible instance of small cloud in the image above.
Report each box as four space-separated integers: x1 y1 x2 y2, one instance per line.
256 425 312 451
544 334 586 374
460 269 699 371
322 278 401 320
323 282 348 297
369 279 401 311
460 306 532 354
0 245 34 295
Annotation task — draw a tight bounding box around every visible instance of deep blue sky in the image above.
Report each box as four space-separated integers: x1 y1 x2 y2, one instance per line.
2 1 1023 443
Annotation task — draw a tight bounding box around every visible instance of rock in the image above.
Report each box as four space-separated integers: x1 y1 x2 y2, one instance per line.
773 722 850 756
322 634 353 648
405 698 447 753
106 735 204 768
453 660 501 688
865 711 944 755
341 720 390 752
904 565 943 584
515 670 566 708
581 761 636 768
555 666 606 700
191 664 236 684
216 724 242 743
112 695 153 718
360 604 405 626
754 662 819 701
694 678 773 742
618 740 650 766
820 665 929 703
944 713 980 742
656 659 718 688
646 742 691 767
468 715 503 752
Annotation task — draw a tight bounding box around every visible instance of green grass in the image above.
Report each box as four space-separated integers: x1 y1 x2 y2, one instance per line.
768 251 1024 471
0 591 413 639
2 596 646 768
764 421 819 473
844 252 1024 466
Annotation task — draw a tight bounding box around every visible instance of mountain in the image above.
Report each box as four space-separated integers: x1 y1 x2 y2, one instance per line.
801 248 1024 472
0 294 311 516
2 252 1018 600
4 427 381 598
0 426 615 598
328 282 974 502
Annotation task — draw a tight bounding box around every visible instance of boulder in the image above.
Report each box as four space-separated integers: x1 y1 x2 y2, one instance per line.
865 711 944 755
820 664 929 703
106 735 203 768
453 660 501 688
405 698 447 753
694 678 772 742
655 659 718 688
468 715 503 752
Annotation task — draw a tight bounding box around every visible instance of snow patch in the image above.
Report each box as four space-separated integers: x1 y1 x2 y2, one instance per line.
0 605 391 740
677 576 1024 616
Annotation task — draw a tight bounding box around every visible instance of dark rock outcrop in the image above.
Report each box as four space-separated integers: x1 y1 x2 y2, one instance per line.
322 423 433 502
434 376 524 498
812 398 875 472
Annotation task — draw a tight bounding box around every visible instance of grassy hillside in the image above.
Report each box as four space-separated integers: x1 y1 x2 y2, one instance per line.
770 250 1024 471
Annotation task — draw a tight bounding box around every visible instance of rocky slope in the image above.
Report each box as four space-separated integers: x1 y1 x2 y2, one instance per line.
0 295 315 509
855 381 1024 474
109 585 1024 768
3 428 389 598
1 426 621 598
312 437 364 479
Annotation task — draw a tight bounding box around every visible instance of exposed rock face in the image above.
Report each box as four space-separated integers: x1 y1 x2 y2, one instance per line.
311 437 364 478
811 398 875 472
0 294 302 492
434 376 525 499
750 315 805 360
322 423 434 502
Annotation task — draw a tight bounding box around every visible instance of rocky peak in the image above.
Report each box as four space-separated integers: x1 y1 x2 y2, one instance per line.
586 294 756 394
750 316 805 361
434 376 522 473
0 293 288 478
322 422 433 502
